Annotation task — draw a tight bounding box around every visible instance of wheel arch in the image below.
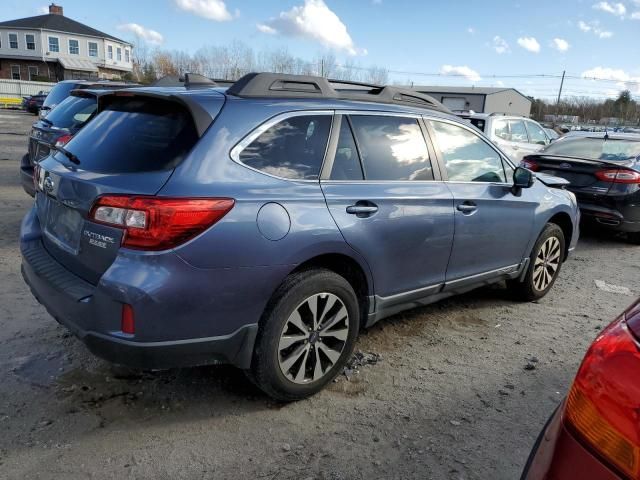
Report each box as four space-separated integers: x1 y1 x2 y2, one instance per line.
286 253 373 330
547 211 574 260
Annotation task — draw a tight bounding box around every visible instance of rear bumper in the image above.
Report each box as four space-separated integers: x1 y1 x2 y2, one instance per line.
522 400 621 480
19 153 35 197
578 200 640 233
19 207 289 370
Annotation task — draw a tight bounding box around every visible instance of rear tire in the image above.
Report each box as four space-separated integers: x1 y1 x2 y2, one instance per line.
249 269 359 402
509 223 565 301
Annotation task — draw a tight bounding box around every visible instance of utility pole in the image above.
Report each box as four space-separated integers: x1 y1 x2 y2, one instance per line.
320 58 324 77
556 70 565 106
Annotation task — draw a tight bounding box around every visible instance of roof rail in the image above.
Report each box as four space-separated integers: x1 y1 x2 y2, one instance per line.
151 73 219 89
488 112 525 117
226 72 451 113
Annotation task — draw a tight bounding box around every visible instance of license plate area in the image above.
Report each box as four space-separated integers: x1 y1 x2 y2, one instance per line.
41 197 83 255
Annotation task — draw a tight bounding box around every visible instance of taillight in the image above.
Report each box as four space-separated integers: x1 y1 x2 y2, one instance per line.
565 303 640 478
521 156 539 171
595 169 640 184
54 134 73 148
89 196 235 250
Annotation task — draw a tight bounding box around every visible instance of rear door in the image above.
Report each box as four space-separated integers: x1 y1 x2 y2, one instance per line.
34 93 223 284
492 118 531 162
321 113 454 300
426 118 537 284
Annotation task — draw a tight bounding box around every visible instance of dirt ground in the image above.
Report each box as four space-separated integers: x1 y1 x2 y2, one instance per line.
0 109 638 480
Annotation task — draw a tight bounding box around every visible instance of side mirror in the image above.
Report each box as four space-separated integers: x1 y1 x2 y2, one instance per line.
513 166 535 189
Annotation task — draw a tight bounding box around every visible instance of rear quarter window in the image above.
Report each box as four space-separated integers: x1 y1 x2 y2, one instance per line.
238 115 332 180
60 98 198 173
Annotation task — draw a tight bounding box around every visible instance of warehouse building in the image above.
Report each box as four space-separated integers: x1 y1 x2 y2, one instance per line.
410 86 532 117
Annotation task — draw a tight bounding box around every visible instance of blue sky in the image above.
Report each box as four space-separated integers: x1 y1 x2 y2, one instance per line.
4 0 640 99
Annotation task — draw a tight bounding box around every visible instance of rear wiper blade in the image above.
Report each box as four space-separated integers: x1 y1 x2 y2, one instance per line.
55 146 80 164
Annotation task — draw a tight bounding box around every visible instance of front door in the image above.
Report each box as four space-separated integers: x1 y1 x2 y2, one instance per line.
320 114 455 301
426 118 538 284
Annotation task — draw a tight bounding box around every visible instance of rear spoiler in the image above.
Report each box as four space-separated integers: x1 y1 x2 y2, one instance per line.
95 89 223 137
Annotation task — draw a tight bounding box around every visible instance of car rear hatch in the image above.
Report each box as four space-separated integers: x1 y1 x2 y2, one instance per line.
29 121 59 164
34 89 225 285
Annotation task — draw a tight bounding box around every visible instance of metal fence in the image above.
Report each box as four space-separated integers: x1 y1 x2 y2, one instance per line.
0 79 55 99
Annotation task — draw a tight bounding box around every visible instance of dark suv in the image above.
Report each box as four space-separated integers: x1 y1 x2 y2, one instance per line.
21 86 137 197
38 80 135 118
21 73 579 401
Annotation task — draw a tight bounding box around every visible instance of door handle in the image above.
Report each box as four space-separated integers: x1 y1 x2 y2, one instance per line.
456 202 477 214
346 203 378 217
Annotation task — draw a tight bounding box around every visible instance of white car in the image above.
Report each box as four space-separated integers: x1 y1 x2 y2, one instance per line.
460 113 552 162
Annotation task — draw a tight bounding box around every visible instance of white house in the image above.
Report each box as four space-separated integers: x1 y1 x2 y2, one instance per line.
0 3 132 81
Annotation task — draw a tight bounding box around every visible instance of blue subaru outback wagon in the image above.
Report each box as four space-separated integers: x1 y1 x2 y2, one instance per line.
21 73 579 400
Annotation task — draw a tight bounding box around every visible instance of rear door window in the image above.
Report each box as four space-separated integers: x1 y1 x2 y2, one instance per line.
429 120 506 183
59 97 198 173
525 121 548 145
349 115 434 181
238 115 331 180
508 120 529 143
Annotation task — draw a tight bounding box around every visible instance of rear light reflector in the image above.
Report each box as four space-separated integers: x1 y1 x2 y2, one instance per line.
595 169 640 184
121 304 135 334
54 134 73 148
565 311 640 478
521 157 539 171
89 196 235 250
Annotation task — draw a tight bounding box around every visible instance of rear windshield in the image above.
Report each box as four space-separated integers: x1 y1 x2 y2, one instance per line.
42 82 76 108
58 97 198 173
543 137 640 162
43 95 96 130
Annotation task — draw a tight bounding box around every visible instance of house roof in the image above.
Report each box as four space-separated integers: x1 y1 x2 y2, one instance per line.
409 85 531 102
0 13 129 44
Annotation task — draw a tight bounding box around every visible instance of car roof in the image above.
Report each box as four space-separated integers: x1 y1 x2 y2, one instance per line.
562 131 640 141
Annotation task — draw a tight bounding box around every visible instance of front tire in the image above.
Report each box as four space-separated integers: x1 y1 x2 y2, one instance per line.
250 269 360 401
510 223 565 301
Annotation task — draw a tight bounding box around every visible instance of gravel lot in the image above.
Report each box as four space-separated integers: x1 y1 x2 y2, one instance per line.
1 109 639 480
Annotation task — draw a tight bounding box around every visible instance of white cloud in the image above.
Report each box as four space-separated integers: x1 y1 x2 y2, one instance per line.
372 0 382 4
37 6 49 14
117 23 164 45
577 20 613 38
174 0 234 21
440 65 481 82
256 23 277 34
582 67 640 93
551 38 570 52
632 11 640 19
492 35 510 54
592 1 626 17
467 27 475 34
257 0 364 55
517 36 540 53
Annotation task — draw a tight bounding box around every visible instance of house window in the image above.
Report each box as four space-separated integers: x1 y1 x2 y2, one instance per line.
116 47 122 61
26 34 36 50
69 39 79 55
107 45 113 60
125 49 130 63
9 33 18 49
28 66 38 80
48 37 59 53
11 65 20 80
88 41 98 57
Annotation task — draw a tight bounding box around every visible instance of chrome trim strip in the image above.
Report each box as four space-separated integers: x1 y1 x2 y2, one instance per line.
445 263 521 286
229 110 334 183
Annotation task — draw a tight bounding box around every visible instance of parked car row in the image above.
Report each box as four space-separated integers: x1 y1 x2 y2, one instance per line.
18 73 640 477
21 91 49 115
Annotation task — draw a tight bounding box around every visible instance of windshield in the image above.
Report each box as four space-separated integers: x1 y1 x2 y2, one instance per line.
42 82 77 108
43 96 97 130
57 97 198 174
543 137 640 162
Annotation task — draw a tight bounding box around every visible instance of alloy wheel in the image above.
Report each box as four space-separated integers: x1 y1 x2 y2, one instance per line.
278 293 349 384
533 236 561 291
